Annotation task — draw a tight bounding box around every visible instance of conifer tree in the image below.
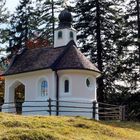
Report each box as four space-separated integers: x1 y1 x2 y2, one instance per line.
74 0 125 103
7 0 33 56
74 0 140 120
0 0 9 70
8 0 63 55
34 0 63 45
120 0 140 120
0 0 9 48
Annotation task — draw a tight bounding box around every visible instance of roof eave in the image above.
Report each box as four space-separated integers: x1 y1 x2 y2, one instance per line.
3 67 52 76
53 68 101 76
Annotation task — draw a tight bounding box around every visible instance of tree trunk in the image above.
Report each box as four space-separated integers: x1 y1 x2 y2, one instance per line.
52 0 54 45
136 0 140 72
95 0 104 102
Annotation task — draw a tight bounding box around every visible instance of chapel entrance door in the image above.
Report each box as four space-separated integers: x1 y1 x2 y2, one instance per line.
15 84 25 114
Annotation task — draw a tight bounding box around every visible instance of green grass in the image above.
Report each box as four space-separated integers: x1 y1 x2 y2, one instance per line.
0 113 139 140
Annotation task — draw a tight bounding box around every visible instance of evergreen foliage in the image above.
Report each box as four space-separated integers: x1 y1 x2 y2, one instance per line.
0 0 9 70
34 0 63 44
74 0 125 102
73 0 140 120
120 0 140 120
7 0 63 56
7 0 33 56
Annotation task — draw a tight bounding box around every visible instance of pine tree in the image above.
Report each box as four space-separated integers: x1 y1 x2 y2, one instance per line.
8 0 63 55
136 0 140 71
32 0 54 44
74 0 140 120
74 0 125 103
7 0 33 56
0 0 9 70
120 0 140 120
0 0 9 104
33 0 63 45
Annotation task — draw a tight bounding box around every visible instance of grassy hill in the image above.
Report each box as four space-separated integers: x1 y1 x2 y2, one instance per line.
0 113 139 140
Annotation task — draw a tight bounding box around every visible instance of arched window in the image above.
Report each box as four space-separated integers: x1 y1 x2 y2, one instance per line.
64 80 69 93
61 76 71 95
41 80 48 96
69 31 74 39
58 31 62 39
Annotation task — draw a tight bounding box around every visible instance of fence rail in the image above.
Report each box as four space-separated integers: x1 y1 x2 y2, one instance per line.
0 99 125 121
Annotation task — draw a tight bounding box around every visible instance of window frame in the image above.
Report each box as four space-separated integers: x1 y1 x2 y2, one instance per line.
38 77 49 98
85 77 94 90
60 76 71 96
41 80 48 97
58 31 63 39
69 31 74 39
64 79 69 93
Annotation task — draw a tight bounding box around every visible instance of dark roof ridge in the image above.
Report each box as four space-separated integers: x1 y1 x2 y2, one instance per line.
51 40 75 70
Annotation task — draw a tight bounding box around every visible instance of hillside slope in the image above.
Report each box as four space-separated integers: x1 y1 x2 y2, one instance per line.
0 113 139 140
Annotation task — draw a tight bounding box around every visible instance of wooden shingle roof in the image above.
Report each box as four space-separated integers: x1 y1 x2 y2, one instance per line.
4 40 100 76
52 41 100 73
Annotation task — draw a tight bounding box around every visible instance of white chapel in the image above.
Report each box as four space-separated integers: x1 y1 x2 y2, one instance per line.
2 9 100 117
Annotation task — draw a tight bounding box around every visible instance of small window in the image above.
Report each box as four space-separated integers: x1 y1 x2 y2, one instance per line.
58 31 62 39
86 77 93 88
64 80 69 93
86 79 90 87
41 80 48 96
70 31 74 39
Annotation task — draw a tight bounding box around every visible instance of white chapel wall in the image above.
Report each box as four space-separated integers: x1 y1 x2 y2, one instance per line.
57 70 97 118
54 28 77 48
58 70 97 101
3 69 56 114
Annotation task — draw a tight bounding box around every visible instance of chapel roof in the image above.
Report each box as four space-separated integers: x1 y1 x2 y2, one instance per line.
4 40 100 76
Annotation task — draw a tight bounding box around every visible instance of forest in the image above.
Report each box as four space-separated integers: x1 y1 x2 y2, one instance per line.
0 0 139 120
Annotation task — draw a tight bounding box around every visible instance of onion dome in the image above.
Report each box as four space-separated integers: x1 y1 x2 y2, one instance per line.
58 9 73 28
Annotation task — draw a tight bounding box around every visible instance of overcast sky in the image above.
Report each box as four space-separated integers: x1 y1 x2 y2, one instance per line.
5 0 19 13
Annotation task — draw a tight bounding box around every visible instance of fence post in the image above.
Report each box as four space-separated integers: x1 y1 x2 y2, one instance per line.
48 98 51 116
119 105 125 121
122 106 125 121
56 100 59 116
92 101 96 119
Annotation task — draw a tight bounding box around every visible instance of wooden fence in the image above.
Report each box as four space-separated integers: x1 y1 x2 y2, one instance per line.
0 99 125 121
98 102 125 120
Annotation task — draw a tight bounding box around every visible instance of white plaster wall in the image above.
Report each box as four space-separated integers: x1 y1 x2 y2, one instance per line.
58 70 97 101
58 70 98 118
54 28 77 48
2 69 99 119
2 69 56 114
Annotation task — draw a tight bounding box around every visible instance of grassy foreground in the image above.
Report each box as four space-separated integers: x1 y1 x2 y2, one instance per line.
0 113 139 140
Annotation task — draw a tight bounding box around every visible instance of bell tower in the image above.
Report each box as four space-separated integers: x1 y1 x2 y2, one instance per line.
54 9 77 48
